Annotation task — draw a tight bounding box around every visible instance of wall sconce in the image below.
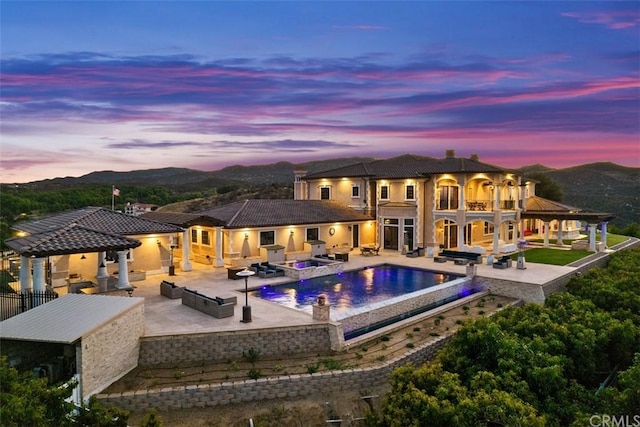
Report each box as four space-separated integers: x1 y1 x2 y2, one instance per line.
81 254 86 260
157 240 161 246
348 225 352 231
290 230 294 236
245 233 249 239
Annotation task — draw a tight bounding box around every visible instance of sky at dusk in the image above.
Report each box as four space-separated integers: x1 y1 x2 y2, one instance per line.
1 1 639 183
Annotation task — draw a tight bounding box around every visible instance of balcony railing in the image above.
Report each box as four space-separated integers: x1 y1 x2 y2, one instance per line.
466 200 491 211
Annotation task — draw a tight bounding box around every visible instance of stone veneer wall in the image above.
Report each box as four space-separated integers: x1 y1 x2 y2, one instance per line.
337 278 474 335
98 334 454 412
81 302 145 398
138 324 338 366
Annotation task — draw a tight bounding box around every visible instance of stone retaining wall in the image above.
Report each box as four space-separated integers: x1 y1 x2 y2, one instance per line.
98 335 454 412
138 324 338 366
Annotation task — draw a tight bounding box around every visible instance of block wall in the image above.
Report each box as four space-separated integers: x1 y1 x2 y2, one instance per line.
97 335 454 412
138 324 336 366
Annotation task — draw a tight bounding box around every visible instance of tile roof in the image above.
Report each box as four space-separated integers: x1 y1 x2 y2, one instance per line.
14 206 184 235
140 211 225 228
305 153 506 179
525 195 580 212
5 225 141 258
199 199 373 228
522 195 614 222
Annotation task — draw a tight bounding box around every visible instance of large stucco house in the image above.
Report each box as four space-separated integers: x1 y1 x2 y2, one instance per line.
4 152 613 295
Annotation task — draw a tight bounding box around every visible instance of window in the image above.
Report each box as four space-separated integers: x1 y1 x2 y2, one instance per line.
201 230 210 245
191 229 198 243
351 185 360 198
405 185 415 200
259 230 275 246
320 187 330 200
306 227 319 241
438 185 459 210
484 221 494 235
380 185 389 200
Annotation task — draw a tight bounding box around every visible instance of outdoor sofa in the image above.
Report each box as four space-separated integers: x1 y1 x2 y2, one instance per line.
160 280 184 299
181 288 235 318
493 256 513 269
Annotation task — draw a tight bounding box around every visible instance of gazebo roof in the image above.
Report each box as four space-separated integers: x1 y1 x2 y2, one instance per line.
8 206 183 257
522 196 614 222
5 225 141 258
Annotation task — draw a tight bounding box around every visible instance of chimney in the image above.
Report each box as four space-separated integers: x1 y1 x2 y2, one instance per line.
470 153 479 161
445 149 456 159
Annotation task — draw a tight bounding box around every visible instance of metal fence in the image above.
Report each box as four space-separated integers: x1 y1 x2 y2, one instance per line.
0 290 58 321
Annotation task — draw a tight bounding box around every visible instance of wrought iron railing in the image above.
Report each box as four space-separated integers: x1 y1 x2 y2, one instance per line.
0 290 58 320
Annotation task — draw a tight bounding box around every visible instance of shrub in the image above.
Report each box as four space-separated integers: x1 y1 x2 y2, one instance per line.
247 369 261 380
242 348 261 365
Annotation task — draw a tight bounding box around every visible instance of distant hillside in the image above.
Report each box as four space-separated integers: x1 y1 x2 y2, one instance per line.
15 157 376 190
209 157 376 184
521 162 639 227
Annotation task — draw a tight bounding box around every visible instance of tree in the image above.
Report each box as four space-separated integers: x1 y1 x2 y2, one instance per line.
528 172 563 201
0 356 130 426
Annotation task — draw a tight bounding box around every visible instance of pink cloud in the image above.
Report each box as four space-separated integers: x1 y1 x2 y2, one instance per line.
562 10 640 30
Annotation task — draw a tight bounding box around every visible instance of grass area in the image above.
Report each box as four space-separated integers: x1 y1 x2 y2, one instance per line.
516 248 591 265
606 234 629 247
529 233 628 248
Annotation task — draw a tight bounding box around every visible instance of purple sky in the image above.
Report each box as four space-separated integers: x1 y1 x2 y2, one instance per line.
1 1 639 183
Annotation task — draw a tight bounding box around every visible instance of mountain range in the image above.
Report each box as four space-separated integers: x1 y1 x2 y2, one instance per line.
11 157 639 227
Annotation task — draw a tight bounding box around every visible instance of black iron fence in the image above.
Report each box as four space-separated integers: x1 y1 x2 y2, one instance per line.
0 290 58 321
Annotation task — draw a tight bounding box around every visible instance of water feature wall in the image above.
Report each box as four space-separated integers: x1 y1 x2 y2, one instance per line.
336 277 477 337
275 259 344 280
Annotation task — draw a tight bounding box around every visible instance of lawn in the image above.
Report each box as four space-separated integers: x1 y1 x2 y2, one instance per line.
516 248 592 266
529 234 628 248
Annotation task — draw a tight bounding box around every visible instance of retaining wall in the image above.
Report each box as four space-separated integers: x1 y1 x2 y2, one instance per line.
138 324 338 366
98 334 454 412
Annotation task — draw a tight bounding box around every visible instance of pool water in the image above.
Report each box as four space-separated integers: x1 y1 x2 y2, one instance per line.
248 264 463 316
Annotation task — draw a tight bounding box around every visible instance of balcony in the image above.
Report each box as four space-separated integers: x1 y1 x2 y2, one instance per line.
466 200 490 211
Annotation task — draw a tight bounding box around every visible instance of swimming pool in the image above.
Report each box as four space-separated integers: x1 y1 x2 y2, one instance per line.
248 264 464 316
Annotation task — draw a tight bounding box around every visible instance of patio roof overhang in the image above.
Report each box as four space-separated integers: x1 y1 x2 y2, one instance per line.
521 211 615 223
5 224 142 258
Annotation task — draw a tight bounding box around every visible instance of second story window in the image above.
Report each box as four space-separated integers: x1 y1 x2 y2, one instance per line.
438 185 459 210
380 185 389 200
405 185 415 200
320 187 330 200
351 185 360 198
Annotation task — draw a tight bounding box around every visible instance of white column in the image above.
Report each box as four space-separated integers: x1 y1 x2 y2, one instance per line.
97 252 109 278
19 255 32 293
556 220 564 245
543 221 550 247
181 229 192 272
492 227 500 254
32 257 46 292
228 230 235 253
215 227 224 267
601 222 608 249
116 250 131 289
588 224 597 252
